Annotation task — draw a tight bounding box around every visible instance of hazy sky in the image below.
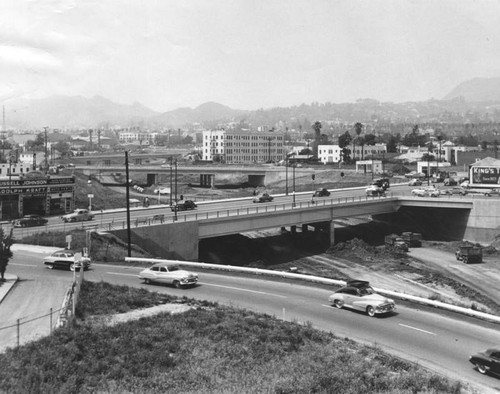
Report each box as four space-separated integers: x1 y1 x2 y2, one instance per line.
1 0 500 112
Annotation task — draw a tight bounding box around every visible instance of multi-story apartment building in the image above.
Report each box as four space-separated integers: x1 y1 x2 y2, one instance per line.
118 131 156 145
352 143 387 159
202 130 285 164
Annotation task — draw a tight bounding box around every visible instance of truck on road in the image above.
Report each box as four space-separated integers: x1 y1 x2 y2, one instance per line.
401 232 423 247
455 245 483 264
385 234 409 253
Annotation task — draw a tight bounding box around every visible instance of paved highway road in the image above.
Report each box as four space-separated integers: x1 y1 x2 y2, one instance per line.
4 253 500 393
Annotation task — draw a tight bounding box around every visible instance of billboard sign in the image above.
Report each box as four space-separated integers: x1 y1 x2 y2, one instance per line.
470 166 500 185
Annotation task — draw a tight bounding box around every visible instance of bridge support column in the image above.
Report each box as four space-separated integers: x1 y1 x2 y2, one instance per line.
291 225 297 235
329 220 335 245
200 174 215 188
302 224 309 233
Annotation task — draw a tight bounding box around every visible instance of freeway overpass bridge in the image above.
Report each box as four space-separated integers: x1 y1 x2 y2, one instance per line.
109 195 482 261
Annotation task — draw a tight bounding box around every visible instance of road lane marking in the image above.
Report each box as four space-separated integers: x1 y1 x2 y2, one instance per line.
399 323 436 336
202 283 287 298
106 272 139 277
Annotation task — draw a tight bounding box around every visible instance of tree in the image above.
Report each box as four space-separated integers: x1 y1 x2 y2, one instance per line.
25 133 45 152
0 227 14 281
387 135 398 153
353 122 363 160
54 141 71 158
338 131 352 148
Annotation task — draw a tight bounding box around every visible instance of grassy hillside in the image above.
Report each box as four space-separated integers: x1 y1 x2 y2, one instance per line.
0 281 464 394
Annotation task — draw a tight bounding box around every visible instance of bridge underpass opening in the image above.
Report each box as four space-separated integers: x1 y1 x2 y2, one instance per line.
198 228 331 266
247 175 265 187
372 206 470 242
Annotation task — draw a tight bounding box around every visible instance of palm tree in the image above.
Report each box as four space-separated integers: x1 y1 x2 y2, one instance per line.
312 121 322 158
353 122 363 160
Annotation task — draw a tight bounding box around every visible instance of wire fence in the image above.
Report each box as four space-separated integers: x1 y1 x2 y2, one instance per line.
0 271 83 353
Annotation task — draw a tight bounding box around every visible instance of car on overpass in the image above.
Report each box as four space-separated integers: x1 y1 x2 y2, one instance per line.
170 200 197 211
253 193 274 203
313 188 330 197
139 263 198 288
61 209 95 223
328 280 396 317
13 214 48 228
411 186 439 197
365 185 386 197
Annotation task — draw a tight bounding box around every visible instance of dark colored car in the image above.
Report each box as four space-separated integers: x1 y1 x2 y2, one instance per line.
13 214 48 228
469 348 500 377
313 188 330 197
253 193 274 203
170 200 197 212
443 177 457 186
372 177 390 190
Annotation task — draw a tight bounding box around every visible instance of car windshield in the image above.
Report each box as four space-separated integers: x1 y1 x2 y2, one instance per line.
359 287 374 296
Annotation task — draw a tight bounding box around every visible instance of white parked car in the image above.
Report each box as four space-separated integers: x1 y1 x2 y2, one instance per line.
139 263 199 288
61 209 95 223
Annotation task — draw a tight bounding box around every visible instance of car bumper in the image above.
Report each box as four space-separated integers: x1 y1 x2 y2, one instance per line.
375 303 395 314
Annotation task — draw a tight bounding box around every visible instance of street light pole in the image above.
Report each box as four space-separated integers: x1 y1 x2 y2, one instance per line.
292 163 296 207
169 157 173 206
285 155 288 195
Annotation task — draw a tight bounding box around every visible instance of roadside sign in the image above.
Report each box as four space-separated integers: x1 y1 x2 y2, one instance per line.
87 194 94 198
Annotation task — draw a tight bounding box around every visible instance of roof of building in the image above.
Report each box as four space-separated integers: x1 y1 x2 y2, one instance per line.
471 157 500 167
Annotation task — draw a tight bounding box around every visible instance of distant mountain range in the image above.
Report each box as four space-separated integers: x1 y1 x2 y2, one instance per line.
4 77 500 130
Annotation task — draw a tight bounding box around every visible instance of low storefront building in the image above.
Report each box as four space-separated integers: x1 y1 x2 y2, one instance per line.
0 175 75 220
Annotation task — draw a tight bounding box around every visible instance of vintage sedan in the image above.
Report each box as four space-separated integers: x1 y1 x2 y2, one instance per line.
61 209 94 223
408 178 422 186
13 214 48 228
365 185 386 197
328 280 395 317
313 188 331 197
253 193 274 203
411 186 439 197
43 250 91 271
139 263 199 288
469 348 500 377
170 200 197 212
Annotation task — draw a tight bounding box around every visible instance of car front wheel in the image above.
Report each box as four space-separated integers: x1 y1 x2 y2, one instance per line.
334 300 343 309
366 306 376 317
173 280 181 289
47 264 54 270
476 363 487 374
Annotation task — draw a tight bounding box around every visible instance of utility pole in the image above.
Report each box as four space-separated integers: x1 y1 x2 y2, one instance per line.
125 151 132 258
43 126 49 172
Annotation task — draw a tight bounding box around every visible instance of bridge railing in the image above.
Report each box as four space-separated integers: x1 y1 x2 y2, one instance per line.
99 193 394 230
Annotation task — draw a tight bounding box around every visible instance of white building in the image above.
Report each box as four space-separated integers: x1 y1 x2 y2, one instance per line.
202 130 285 164
352 143 387 159
318 145 342 164
118 131 156 145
